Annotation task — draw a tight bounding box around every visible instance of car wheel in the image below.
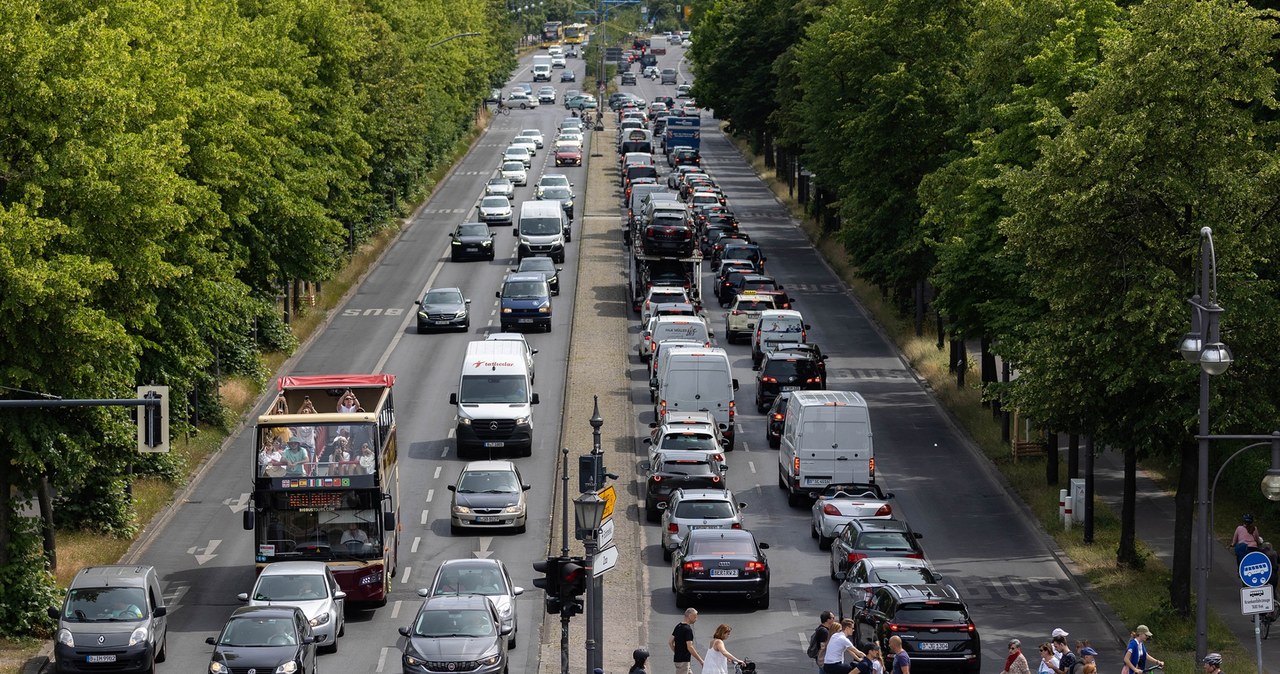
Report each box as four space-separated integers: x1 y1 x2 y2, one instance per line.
450 523 462 535
725 437 735 452
462 318 470 330
811 524 819 539
323 636 338 654
819 534 834 551
515 522 527 534
768 435 780 449
756 400 767 414
756 591 770 611
338 619 344 638
450 253 459 262
508 634 517 649
830 556 839 581
787 489 804 508
779 473 788 490
662 546 673 562
155 636 167 663
520 443 532 458
500 323 512 332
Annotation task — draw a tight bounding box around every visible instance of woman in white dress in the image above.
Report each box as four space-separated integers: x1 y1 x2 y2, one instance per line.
701 624 746 674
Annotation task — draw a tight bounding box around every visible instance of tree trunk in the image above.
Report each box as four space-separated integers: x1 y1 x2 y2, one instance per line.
1117 446 1141 568
914 279 925 337
955 343 967 389
1068 434 1080 479
936 311 945 350
1084 436 1095 544
980 337 996 408
1170 437 1196 616
38 474 56 570
0 462 10 566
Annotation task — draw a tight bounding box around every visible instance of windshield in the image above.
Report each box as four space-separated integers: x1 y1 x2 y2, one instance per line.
542 187 572 200
459 374 528 404
412 609 495 638
520 258 555 272
674 500 735 519
423 289 463 305
457 470 522 494
433 565 507 596
520 218 561 236
763 359 819 378
457 224 488 237
480 197 508 209
659 433 717 450
487 178 509 187
688 536 753 556
218 617 297 647
252 573 329 601
502 162 524 172
257 422 379 479
252 498 384 562
541 176 570 188
62 587 148 622
502 281 547 299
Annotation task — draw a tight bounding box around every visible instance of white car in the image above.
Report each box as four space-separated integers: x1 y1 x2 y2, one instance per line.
238 561 345 653
810 482 895 549
486 332 538 380
535 173 574 199
555 132 584 149
659 488 746 561
644 412 727 467
519 129 545 148
725 292 778 344
642 286 690 324
506 91 538 108
538 86 557 105
423 558 524 648
503 145 532 168
511 138 538 157
485 176 515 199
500 160 527 186
551 54 566 68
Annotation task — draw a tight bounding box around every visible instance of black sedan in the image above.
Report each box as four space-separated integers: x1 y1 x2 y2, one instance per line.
512 257 562 295
671 529 770 610
207 606 320 674
450 222 496 262
645 450 727 522
415 287 470 332
560 69 576 82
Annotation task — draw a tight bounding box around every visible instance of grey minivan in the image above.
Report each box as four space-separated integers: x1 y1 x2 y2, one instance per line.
49 565 168 674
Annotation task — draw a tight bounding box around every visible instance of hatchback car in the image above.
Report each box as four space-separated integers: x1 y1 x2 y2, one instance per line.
237 562 345 653
560 69 576 82
535 174 574 199
476 196 513 227
206 606 320 674
554 143 583 167
424 559 523 648
415 287 470 332
659 488 746 561
484 176 515 199
448 460 531 534
645 413 729 466
645 449 727 522
512 257 562 295
765 391 790 448
811 483 895 548
500 161 527 186
671 529 770 610
398 595 508 674
565 94 598 110
450 222 496 262
851 584 980 674
755 351 824 412
537 86 557 104
502 146 531 168
836 558 947 619
829 519 925 581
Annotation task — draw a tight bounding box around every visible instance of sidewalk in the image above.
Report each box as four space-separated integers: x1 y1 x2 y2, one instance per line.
1091 448 1276 671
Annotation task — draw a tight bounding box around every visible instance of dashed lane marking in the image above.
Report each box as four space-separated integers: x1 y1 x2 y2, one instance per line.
411 536 421 554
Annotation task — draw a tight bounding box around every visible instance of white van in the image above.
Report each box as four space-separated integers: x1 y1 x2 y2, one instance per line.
449 341 539 457
778 390 874 506
517 200 567 263
655 347 738 450
532 55 553 81
641 316 711 360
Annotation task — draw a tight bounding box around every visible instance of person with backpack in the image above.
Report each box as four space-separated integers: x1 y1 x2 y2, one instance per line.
808 611 839 673
1051 633 1078 674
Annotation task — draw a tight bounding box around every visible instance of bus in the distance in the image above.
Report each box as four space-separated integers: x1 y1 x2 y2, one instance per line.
541 21 563 47
243 374 400 607
564 23 589 44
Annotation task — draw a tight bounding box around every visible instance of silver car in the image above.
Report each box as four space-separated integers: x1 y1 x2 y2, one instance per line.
448 460 531 533
237 561 345 653
424 559 524 648
810 482 895 549
659 488 746 561
484 177 515 199
476 196 513 226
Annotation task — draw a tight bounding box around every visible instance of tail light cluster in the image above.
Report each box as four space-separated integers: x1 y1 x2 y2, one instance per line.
905 553 924 559
771 413 784 421
744 561 766 572
822 503 842 516
682 561 703 573
668 523 679 533
760 376 777 383
805 377 821 384
874 504 893 517
847 552 868 564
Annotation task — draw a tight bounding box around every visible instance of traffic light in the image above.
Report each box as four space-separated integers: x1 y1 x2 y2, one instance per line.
532 557 563 614
136 386 169 453
559 557 586 616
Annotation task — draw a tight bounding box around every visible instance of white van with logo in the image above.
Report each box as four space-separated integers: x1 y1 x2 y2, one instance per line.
449 341 539 457
517 200 567 263
655 347 738 450
778 390 874 506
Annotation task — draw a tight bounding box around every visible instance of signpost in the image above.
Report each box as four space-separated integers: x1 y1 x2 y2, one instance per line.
592 544 618 577
1239 551 1273 674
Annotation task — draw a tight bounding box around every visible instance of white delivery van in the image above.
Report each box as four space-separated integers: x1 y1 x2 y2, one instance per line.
778 390 874 506
517 200 567 263
655 347 738 450
532 55 553 81
649 315 711 356
449 341 539 457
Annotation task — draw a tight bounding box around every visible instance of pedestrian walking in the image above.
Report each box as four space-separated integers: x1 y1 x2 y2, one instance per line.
1201 653 1222 674
702 624 747 674
822 619 864 674
1052 633 1078 674
669 608 704 674
855 642 884 674
1036 644 1056 674
631 647 650 674
888 635 911 674
807 611 839 674
1002 639 1031 674
1078 646 1098 671
1122 626 1162 674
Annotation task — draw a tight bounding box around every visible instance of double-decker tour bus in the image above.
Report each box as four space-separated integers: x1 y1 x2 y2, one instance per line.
243 374 400 607
563 23 589 44
541 21 563 47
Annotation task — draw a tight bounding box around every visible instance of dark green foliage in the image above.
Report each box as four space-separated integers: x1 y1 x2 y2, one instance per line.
0 512 60 638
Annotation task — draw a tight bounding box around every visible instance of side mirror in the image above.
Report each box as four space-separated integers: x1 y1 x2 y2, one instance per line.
447 485 457 492
835 571 847 581
414 300 421 306
500 625 513 636
914 532 924 539
643 438 652 445
512 228 519 236
532 349 539 355
805 324 812 330
720 438 729 447
887 492 895 499
656 502 668 510
531 393 540 405
206 637 218 646
243 509 254 531
522 484 532 491
513 587 525 596
649 422 658 429
465 299 472 305
556 267 563 272
236 593 249 602
495 291 501 298
738 502 747 509
417 588 430 598
777 285 784 290
759 543 770 550
449 393 458 405
732 379 739 391
334 592 347 600
398 627 410 638
719 465 728 472
719 423 728 431
384 511 396 531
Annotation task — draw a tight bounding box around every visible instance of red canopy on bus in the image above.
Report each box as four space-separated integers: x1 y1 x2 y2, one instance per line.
278 374 396 390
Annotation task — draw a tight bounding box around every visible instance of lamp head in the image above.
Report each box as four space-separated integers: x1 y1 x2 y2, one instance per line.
1178 332 1203 364
1262 471 1280 502
1199 342 1233 376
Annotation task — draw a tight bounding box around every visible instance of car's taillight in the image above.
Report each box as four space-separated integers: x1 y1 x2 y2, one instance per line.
823 503 841 516
847 552 867 564
652 475 663 482
806 377 821 383
731 523 742 529
731 310 740 315
874 504 892 517
682 561 703 573
728 400 735 421
869 458 876 477
761 376 777 383
659 400 667 419
745 561 766 572
646 226 655 236
888 623 902 632
771 413 784 421
906 553 924 559
792 456 800 477
711 475 720 483
668 523 679 533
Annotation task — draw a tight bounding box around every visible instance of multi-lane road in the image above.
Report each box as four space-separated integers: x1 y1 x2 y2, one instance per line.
113 40 1121 674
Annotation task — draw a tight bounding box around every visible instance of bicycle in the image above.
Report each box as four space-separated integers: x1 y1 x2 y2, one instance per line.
494 104 510 116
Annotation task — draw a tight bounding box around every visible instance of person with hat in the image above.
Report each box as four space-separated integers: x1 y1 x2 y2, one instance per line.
282 436 309 477
855 642 884 674
1232 514 1275 567
1051 631 1077 674
1201 653 1222 674
1002 639 1031 674
1078 646 1098 670
1123 626 1162 674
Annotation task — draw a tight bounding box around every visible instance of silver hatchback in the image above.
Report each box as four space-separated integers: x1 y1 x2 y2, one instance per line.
659 488 746 561
238 561 345 653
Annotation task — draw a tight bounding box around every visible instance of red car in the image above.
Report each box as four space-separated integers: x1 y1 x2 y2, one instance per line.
555 146 583 166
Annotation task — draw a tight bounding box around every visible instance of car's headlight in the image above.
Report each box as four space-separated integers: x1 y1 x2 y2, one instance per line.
453 505 472 514
404 652 424 667
310 612 330 627
458 417 472 425
210 661 229 674
537 305 550 313
418 311 428 319
503 505 524 514
57 629 74 647
454 311 467 318
502 307 513 314
514 416 531 426
482 240 493 246
477 653 502 666
128 626 148 647
451 240 461 246
274 661 299 674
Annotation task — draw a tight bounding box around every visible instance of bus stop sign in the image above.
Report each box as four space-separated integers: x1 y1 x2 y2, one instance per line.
1240 550 1273 587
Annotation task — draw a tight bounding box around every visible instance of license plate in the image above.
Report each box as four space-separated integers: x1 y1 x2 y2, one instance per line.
918 642 949 651
86 656 117 663
690 525 719 530
465 247 478 251
518 318 535 323
432 320 451 325
781 386 799 391
476 516 499 523
484 441 505 447
709 569 739 577
804 478 827 486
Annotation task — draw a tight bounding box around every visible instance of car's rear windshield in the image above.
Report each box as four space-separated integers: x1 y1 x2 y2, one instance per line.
895 606 968 623
688 537 753 555
857 532 915 551
876 568 939 585
675 500 735 519
660 460 714 475
736 299 774 312
659 433 717 450
763 359 819 378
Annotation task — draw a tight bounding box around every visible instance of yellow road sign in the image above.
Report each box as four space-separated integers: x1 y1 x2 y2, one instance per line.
598 484 617 521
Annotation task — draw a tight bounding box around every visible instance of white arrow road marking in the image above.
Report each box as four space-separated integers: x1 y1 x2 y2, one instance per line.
474 537 494 559
188 539 221 565
223 493 250 513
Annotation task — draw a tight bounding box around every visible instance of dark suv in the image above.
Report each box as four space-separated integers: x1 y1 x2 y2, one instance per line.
641 212 696 258
850 584 979 674
645 449 728 522
755 352 824 412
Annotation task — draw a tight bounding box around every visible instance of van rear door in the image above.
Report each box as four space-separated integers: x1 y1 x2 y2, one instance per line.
797 405 871 487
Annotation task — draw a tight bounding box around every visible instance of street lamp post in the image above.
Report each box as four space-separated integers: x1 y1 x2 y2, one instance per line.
574 493 606 674
589 399 605 674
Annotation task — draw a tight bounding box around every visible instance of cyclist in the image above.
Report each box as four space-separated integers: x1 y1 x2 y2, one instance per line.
1202 653 1222 674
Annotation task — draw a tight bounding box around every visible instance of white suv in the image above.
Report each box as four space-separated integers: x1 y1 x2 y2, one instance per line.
659 488 746 561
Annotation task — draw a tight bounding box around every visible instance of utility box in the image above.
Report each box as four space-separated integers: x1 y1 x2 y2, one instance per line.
1069 478 1086 523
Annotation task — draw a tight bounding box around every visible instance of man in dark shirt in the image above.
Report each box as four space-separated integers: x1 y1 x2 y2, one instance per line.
668 608 703 674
